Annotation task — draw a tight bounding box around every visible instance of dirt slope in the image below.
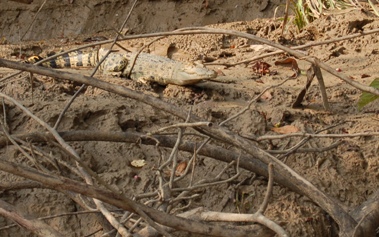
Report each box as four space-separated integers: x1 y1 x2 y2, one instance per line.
1 0 284 43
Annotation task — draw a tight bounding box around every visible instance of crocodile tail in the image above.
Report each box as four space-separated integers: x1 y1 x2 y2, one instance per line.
25 50 99 68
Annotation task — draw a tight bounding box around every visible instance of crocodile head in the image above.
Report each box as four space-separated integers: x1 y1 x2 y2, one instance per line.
171 63 217 85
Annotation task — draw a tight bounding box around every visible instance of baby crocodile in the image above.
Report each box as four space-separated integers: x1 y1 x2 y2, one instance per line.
27 48 217 86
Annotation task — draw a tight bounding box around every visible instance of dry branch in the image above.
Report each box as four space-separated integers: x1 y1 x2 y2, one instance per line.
54 0 138 132
0 67 133 235
8 0 33 4
312 63 330 110
254 131 379 140
350 189 379 236
0 59 364 236
0 199 64 237
148 163 287 236
199 211 288 237
0 158 262 237
0 209 121 232
0 130 299 195
190 163 290 236
8 27 379 97
175 27 379 96
1 25 376 236
0 181 44 191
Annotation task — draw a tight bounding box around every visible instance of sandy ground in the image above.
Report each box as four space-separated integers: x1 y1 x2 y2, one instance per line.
1 1 379 236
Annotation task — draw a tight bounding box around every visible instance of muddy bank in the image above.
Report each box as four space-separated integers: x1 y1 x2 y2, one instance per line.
1 0 284 43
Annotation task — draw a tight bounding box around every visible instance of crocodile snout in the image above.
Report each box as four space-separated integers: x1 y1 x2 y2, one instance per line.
181 65 217 80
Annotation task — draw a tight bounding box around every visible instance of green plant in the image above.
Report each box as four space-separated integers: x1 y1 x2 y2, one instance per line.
357 78 379 110
293 0 311 31
282 0 378 33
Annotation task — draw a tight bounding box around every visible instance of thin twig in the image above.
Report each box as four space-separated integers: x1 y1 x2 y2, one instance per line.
172 161 240 192
157 128 183 174
53 0 139 130
253 130 379 141
93 198 131 237
198 208 288 237
169 128 183 189
312 62 330 110
206 27 379 67
278 123 345 161
38 4 149 234
0 92 120 196
1 127 31 166
220 77 294 126
148 122 212 136
0 209 123 231
0 199 64 237
257 163 274 214
189 145 197 187
352 209 373 237
267 141 342 154
0 122 44 171
21 0 47 40
128 217 143 233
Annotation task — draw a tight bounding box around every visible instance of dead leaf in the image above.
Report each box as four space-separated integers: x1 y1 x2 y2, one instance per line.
131 159 146 168
251 61 271 76
361 74 370 78
175 161 188 176
275 57 301 77
216 69 226 76
261 91 273 101
255 79 264 84
249 44 276 52
272 125 299 134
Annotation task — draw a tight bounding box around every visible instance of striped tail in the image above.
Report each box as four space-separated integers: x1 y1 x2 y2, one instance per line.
25 50 99 68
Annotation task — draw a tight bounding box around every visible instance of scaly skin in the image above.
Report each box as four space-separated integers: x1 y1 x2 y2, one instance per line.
27 48 217 86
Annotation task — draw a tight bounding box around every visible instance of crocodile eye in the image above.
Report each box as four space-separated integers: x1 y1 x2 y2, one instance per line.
183 66 197 74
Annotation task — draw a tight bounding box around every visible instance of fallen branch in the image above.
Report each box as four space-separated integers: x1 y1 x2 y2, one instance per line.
0 199 64 237
0 130 313 195
0 158 263 237
254 131 379 141
8 0 33 3
0 59 363 236
0 209 122 231
168 163 288 236
350 189 379 236
206 27 379 67
4 27 378 96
